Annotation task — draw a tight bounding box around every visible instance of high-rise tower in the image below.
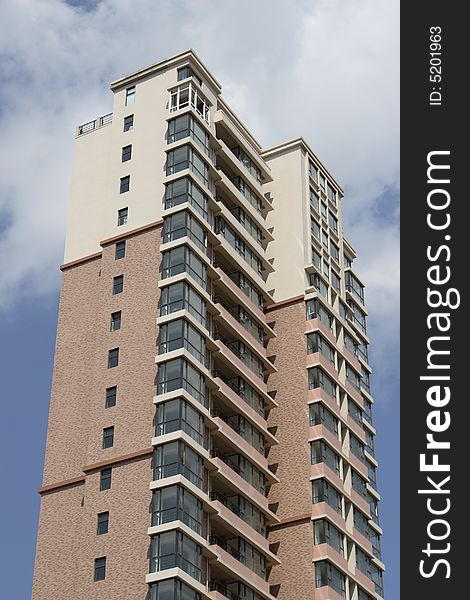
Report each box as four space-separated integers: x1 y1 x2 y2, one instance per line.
32 50 384 600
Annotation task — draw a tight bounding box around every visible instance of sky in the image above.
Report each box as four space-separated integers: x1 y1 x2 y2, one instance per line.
0 1 399 598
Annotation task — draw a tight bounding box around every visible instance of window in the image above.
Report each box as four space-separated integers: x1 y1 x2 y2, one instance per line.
347 299 367 333
122 144 132 162
315 560 346 597
312 249 321 270
108 348 119 368
350 433 365 462
306 299 334 330
154 441 204 490
115 240 126 259
125 86 135 105
308 366 337 400
117 207 128 226
327 182 337 205
105 386 117 408
167 114 209 155
150 530 202 581
310 188 319 212
169 82 210 123
344 253 353 268
100 467 112 491
321 202 327 221
314 518 344 555
177 66 203 86
94 557 106 581
322 260 329 278
123 114 134 132
165 177 208 220
156 358 206 408
311 218 321 241
149 579 201 600
352 469 368 498
329 211 338 232
312 478 342 514
113 275 123 295
345 271 365 304
331 270 341 293
311 440 340 476
346 363 361 390
152 484 203 535
120 176 130 193
97 511 109 535
160 281 206 326
307 332 335 364
319 173 326 191
354 507 370 538
155 398 205 446
330 241 339 262
309 403 339 436
158 319 206 365
162 246 207 290
166 145 208 187
309 273 328 298
309 161 319 182
102 426 114 448
348 398 363 425
111 311 121 331
163 210 207 253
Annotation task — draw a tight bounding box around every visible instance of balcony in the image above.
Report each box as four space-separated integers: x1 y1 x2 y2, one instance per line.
76 112 112 136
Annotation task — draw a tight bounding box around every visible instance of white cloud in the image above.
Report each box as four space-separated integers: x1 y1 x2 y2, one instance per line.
0 0 399 378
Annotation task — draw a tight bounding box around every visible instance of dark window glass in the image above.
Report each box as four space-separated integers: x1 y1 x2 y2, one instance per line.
94 557 106 581
117 207 128 226
123 115 134 132
103 426 114 448
115 240 126 259
122 145 132 162
111 311 121 331
97 511 109 535
113 275 123 295
120 176 130 193
105 386 117 408
108 348 119 368
100 468 112 491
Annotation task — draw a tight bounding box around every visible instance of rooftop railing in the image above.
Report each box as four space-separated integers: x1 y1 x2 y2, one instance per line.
76 112 112 136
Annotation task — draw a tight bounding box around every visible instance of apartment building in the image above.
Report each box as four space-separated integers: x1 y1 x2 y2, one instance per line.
32 49 384 600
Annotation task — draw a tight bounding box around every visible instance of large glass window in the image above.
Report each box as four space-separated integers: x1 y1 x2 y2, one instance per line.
327 182 337 205
226 339 264 380
354 507 370 538
348 398 363 425
225 582 264 600
160 281 206 326
306 299 334 330
149 579 201 600
167 145 208 187
158 318 206 365
153 441 204 489
227 304 264 343
214 217 263 276
309 273 328 298
307 332 335 364
150 530 202 582
350 432 365 463
231 146 262 183
311 217 321 241
229 205 263 246
309 403 339 436
169 82 210 123
167 113 210 156
225 537 267 579
308 367 337 400
156 398 205 447
163 210 207 254
346 363 361 390
230 176 263 214
151 484 203 535
346 270 365 304
312 478 342 514
165 177 208 220
311 440 340 476
228 453 266 495
162 246 207 290
352 469 368 498
309 161 318 182
222 494 267 536
228 270 264 308
315 560 346 597
314 519 344 555
156 357 206 407
223 375 265 417
228 414 265 455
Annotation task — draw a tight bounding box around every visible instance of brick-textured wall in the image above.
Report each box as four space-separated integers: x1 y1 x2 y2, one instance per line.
266 299 316 598
32 226 161 599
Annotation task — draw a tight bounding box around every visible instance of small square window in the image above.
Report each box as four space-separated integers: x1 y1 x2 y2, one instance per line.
120 176 130 194
108 348 119 368
113 275 123 295
100 467 112 491
103 426 114 449
105 386 117 408
97 512 109 535
117 208 128 226
125 86 135 106
111 311 121 331
94 557 106 581
122 145 132 162
115 241 126 260
123 115 134 132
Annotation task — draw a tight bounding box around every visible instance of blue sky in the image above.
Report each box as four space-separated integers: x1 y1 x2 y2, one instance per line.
0 1 399 598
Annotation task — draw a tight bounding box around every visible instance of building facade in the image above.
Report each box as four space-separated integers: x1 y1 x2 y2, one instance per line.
32 50 384 600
